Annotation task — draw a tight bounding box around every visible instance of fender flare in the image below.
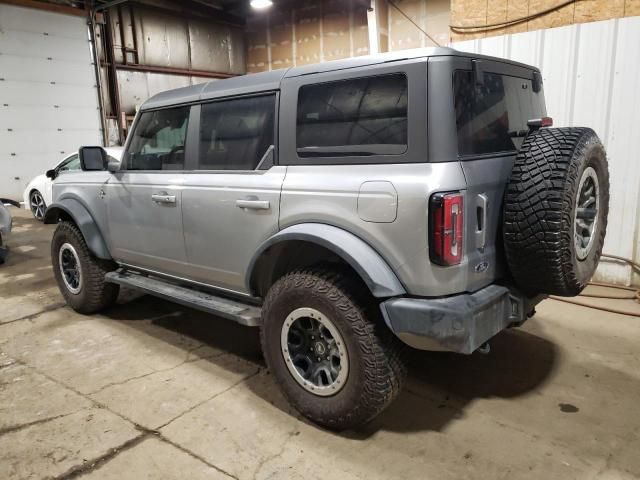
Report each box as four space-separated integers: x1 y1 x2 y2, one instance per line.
43 198 112 260
247 223 406 298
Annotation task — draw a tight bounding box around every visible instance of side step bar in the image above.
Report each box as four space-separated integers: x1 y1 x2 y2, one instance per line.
105 270 261 327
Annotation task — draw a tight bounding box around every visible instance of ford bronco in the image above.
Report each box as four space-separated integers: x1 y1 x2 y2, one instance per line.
45 47 609 430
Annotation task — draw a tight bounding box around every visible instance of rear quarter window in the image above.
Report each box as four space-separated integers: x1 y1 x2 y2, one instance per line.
453 70 546 157
296 73 408 157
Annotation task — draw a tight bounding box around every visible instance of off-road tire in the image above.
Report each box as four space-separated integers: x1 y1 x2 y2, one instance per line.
503 127 609 296
261 268 406 430
51 221 119 314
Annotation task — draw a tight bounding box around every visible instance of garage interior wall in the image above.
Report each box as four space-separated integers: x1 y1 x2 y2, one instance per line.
0 3 102 200
387 0 450 49
245 0 451 72
453 16 640 286
98 2 245 145
245 0 371 73
450 0 640 41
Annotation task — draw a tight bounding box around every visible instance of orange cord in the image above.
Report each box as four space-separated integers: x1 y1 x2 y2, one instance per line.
549 254 640 317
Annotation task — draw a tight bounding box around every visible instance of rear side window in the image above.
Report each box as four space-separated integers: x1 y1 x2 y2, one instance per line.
453 70 545 156
296 74 408 157
198 94 275 170
126 106 190 170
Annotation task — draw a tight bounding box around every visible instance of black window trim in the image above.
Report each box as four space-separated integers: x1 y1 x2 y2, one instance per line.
295 72 409 159
120 90 280 174
279 59 427 167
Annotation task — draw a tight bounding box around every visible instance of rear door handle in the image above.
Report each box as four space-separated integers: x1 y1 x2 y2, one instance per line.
151 193 176 204
236 199 270 210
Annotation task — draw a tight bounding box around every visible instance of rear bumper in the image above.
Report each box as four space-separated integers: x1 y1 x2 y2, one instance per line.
380 284 544 354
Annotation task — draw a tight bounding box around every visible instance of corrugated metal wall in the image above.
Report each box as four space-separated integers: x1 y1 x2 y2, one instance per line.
453 16 640 286
99 4 245 145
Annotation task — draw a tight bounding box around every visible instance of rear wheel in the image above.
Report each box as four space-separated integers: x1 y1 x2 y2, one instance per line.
261 268 405 430
51 221 119 313
29 190 46 221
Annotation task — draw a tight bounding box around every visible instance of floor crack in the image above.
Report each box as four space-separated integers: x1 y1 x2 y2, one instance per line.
157 368 261 431
156 434 239 479
86 350 224 396
53 431 149 479
251 428 299 480
0 302 66 326
0 409 91 438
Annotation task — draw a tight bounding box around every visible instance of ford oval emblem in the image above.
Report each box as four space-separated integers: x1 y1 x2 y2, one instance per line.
475 261 489 273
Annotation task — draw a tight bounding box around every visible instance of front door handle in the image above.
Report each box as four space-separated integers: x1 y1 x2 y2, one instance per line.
236 199 270 210
151 193 176 204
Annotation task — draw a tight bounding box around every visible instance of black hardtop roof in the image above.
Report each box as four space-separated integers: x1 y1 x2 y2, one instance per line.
140 47 540 111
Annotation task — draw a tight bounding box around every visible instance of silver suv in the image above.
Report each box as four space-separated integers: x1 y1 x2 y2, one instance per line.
45 48 609 430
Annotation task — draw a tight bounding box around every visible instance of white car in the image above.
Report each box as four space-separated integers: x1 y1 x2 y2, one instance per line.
23 148 123 221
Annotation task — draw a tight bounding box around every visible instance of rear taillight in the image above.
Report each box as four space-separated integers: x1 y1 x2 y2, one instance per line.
429 192 464 266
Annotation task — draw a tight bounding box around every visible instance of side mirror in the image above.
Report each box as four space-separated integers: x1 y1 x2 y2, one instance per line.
79 146 108 171
107 159 121 173
46 169 57 179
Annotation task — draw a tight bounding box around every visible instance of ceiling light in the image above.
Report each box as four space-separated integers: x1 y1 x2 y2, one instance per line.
250 0 273 9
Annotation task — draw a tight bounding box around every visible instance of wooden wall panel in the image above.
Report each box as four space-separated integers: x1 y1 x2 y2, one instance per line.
452 0 637 41
294 2 321 65
267 9 293 70
389 0 424 50
425 0 451 46
322 0 351 61
245 17 268 73
451 0 487 41
351 4 370 56
388 0 449 48
504 0 529 34
245 0 368 72
625 0 640 16
575 0 624 23
527 0 575 31
486 0 508 36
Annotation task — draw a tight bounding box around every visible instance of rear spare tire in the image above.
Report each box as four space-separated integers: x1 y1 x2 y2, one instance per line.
503 127 609 296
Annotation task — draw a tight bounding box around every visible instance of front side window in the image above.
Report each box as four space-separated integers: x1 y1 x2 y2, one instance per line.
58 154 80 173
198 94 275 170
126 106 190 170
296 74 408 157
453 70 546 156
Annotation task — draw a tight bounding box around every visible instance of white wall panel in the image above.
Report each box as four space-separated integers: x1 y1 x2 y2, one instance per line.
0 4 101 200
453 17 640 285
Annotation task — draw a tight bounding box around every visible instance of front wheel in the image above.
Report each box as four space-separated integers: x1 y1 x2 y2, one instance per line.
260 268 406 430
29 190 46 221
51 221 119 314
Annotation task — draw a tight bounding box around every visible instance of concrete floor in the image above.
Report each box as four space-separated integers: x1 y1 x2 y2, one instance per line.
1 207 640 480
